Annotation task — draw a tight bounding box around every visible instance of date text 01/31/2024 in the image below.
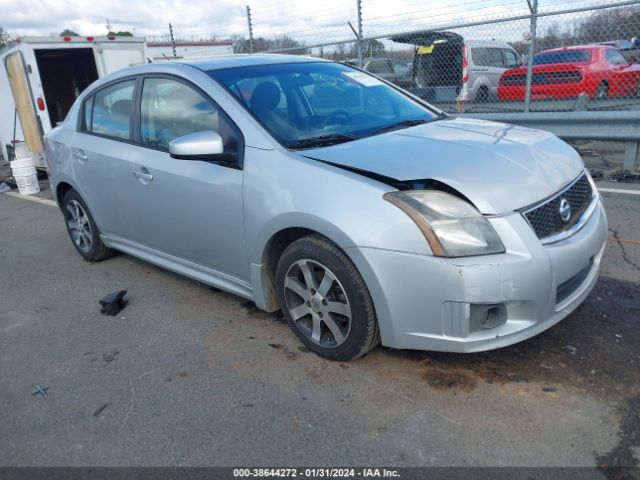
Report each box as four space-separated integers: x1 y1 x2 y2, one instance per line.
232 468 400 478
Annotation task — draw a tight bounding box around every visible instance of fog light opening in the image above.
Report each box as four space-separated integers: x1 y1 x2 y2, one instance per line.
479 305 507 330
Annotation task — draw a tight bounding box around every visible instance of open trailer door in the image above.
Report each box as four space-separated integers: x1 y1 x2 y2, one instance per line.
4 51 44 157
391 31 464 103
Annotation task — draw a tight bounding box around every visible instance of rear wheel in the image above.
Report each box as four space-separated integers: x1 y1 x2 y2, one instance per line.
476 86 489 103
595 82 609 100
63 189 113 261
275 234 379 361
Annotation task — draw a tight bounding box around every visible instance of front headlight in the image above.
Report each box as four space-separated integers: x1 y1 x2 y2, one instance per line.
384 190 505 257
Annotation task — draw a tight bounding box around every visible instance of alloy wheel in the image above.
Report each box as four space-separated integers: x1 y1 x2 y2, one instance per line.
66 199 93 253
283 259 352 348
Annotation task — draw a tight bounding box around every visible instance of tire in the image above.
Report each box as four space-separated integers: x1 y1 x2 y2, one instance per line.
275 234 380 361
595 82 609 100
62 189 113 261
476 86 489 103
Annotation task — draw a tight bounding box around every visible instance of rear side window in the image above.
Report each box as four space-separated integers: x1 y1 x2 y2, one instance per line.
83 94 93 130
472 47 505 68
140 77 221 149
91 80 136 140
533 50 592 65
392 60 411 76
367 60 394 75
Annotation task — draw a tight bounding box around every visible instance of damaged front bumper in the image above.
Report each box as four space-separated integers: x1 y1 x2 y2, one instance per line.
348 199 607 352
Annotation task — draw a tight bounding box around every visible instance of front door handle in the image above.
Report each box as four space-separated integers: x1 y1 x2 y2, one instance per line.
132 169 153 182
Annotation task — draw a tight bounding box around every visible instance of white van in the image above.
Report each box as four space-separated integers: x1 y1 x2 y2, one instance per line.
391 31 521 104
0 36 146 165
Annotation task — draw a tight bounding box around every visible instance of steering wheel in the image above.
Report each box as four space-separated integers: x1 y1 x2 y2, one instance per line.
321 110 350 129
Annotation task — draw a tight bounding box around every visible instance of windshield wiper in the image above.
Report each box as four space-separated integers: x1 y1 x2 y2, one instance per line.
287 133 359 150
369 114 446 136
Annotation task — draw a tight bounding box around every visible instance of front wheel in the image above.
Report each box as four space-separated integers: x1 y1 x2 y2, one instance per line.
275 235 379 361
63 189 113 261
595 82 609 100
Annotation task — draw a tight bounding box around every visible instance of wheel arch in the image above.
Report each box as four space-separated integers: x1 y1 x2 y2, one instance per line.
251 214 355 310
251 221 392 347
55 181 74 210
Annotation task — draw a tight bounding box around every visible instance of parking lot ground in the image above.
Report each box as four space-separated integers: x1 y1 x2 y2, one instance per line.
0 179 638 469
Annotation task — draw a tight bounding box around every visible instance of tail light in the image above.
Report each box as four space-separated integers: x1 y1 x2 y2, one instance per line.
36 97 45 111
63 36 71 42
462 45 469 83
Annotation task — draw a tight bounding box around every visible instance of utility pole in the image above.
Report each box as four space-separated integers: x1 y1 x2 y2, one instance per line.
523 0 538 112
356 0 363 68
168 22 177 59
246 5 255 53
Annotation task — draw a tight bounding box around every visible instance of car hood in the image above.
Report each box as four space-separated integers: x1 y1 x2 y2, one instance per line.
303 117 584 214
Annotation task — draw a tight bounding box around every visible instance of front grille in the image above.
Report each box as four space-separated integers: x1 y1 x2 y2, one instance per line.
522 173 593 240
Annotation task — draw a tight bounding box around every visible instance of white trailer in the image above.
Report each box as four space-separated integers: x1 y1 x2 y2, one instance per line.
147 41 233 62
0 36 147 166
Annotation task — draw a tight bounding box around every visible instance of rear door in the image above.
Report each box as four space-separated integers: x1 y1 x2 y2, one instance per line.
96 41 146 76
4 51 44 156
70 78 138 236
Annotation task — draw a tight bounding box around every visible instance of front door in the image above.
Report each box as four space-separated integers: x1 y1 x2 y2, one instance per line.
124 76 248 280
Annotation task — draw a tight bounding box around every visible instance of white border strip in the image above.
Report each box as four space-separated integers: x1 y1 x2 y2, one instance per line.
2 191 57 206
598 187 640 196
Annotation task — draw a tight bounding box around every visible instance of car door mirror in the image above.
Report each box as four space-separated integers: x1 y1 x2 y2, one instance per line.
169 130 225 161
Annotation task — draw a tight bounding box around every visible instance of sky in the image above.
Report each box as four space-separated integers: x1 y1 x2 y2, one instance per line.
0 0 609 44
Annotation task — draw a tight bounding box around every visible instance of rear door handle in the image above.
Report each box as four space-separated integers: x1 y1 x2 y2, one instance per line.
132 169 153 181
72 149 88 162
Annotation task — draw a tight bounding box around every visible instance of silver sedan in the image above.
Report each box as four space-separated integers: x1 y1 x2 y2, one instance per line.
45 55 607 360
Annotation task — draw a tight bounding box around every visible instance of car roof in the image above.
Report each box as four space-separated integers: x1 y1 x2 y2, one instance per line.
465 40 514 48
174 53 329 71
539 44 613 53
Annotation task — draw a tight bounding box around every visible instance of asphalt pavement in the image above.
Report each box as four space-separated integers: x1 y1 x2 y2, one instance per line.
0 161 638 469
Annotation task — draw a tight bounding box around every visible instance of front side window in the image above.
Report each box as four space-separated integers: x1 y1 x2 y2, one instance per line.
504 50 520 68
209 62 438 149
140 78 221 149
605 49 628 66
91 80 136 140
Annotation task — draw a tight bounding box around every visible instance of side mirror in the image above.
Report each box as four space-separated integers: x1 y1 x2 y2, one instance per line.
169 130 225 161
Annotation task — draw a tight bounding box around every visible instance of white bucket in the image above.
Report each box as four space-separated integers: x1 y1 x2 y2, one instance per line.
10 158 40 195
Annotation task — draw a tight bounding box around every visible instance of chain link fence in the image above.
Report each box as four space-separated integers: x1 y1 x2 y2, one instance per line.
243 0 640 113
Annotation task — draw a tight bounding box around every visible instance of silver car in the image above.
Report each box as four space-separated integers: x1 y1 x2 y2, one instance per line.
45 55 607 361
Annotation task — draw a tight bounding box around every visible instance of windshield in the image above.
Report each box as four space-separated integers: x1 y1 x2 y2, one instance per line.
208 62 439 149
533 50 592 65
